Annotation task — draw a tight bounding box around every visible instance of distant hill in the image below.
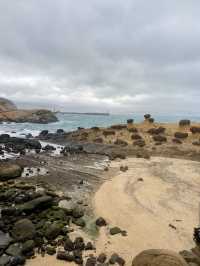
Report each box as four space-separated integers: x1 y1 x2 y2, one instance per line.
0 98 58 124
0 98 17 112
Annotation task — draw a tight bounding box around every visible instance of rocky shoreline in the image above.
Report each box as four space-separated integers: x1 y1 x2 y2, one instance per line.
0 98 58 124
1 116 200 265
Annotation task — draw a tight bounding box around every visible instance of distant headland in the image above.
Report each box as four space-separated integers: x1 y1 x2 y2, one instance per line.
55 111 110 116
0 98 58 124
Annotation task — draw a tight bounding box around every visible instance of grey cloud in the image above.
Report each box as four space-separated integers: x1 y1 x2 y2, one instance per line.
0 0 199 114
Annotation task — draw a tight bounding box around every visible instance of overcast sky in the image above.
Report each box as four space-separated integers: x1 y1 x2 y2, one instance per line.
0 0 199 114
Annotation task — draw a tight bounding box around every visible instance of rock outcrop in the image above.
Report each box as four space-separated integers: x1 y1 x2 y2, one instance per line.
0 98 58 123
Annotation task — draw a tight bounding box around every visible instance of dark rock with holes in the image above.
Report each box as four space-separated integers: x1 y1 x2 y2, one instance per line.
44 221 64 240
73 249 83 264
133 139 146 147
144 114 151 119
153 135 167 142
120 166 128 172
96 217 107 227
6 243 23 257
103 130 116 137
179 120 191 126
11 219 36 241
174 132 188 139
109 253 120 264
57 251 74 261
111 125 127 130
22 240 35 255
86 256 97 266
64 238 74 251
42 145 56 151
148 127 166 135
131 134 142 140
190 127 200 134
128 127 138 133
149 118 154 123
110 227 122 235
85 242 95 250
74 237 85 251
18 195 53 213
127 119 134 124
97 253 107 263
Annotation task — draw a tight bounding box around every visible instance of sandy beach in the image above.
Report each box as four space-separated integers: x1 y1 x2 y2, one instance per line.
25 156 200 266
94 157 200 265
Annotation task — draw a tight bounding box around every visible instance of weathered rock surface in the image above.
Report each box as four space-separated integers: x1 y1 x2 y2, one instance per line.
132 249 188 266
0 163 23 181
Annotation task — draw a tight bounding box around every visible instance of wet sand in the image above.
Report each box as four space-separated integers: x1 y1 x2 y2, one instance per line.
94 157 200 265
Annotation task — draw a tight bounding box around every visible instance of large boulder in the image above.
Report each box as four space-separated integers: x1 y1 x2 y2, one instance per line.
0 164 23 181
132 249 188 266
11 219 36 241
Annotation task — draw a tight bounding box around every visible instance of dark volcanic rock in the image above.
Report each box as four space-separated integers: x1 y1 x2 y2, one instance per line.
44 221 64 240
97 253 107 263
190 126 200 134
174 132 188 139
131 134 142 140
133 139 146 147
86 256 97 266
128 127 138 133
57 251 74 261
144 114 151 119
148 118 155 123
110 227 122 235
11 219 36 241
96 217 107 227
103 130 116 137
18 196 53 213
127 119 134 124
111 124 127 130
179 120 191 126
153 135 167 142
147 127 166 135
64 238 74 251
6 243 23 257
42 144 56 151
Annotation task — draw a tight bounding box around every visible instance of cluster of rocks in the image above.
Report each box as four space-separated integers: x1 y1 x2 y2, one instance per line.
0 176 98 265
0 134 42 157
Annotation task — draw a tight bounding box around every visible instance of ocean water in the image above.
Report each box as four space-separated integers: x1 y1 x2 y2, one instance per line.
0 113 200 137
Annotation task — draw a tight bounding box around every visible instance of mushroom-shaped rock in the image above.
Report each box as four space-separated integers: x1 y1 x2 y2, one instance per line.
132 249 188 266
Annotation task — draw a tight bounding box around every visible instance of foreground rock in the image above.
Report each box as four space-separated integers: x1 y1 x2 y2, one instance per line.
132 249 188 266
0 163 23 181
0 98 58 123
